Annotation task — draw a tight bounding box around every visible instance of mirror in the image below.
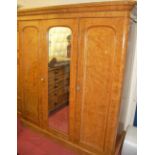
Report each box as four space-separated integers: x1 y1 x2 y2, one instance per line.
48 27 72 134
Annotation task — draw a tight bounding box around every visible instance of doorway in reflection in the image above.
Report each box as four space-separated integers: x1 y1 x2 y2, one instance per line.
48 27 71 134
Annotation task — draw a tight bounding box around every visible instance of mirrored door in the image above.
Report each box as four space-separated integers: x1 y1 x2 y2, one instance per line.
48 27 71 134
41 19 78 137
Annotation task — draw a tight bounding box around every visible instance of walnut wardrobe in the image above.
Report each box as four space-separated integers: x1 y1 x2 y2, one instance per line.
17 1 136 155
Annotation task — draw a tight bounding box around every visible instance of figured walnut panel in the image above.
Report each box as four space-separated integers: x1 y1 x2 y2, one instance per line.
22 24 40 125
80 26 116 151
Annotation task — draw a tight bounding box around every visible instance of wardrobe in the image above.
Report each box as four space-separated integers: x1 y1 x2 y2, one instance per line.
17 1 136 155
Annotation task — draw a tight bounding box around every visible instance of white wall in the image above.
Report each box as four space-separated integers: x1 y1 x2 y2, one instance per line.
18 0 126 8
119 16 137 131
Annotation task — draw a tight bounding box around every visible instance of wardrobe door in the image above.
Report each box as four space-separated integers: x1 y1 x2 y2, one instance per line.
76 18 129 155
19 21 41 125
40 19 78 139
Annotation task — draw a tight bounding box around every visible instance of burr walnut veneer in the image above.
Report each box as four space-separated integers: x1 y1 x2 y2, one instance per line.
17 1 136 155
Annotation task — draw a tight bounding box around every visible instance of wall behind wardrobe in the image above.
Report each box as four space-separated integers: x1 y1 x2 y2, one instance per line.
18 0 130 8
119 6 137 131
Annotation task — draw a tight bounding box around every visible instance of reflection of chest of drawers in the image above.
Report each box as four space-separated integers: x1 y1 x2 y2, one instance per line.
48 64 70 112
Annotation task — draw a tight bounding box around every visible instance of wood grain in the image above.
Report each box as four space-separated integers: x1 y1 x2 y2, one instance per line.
75 17 130 155
19 21 41 125
77 23 116 152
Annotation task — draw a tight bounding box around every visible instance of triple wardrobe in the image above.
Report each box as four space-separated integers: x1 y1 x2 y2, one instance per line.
17 1 136 155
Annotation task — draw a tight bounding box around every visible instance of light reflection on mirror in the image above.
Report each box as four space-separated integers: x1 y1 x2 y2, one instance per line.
48 27 72 134
48 27 71 64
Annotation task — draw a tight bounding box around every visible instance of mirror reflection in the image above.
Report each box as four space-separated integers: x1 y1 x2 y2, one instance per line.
48 27 71 134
